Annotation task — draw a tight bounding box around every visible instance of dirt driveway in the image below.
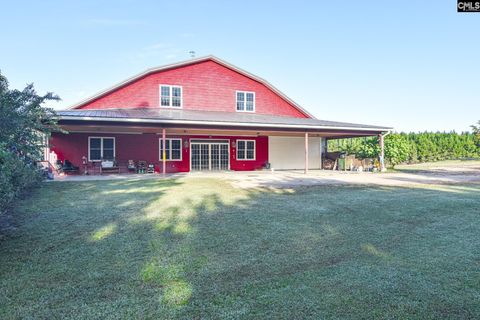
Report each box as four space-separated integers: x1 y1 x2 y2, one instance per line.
223 161 480 188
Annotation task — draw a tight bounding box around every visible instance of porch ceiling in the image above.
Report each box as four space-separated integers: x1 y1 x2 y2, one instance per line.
59 123 383 138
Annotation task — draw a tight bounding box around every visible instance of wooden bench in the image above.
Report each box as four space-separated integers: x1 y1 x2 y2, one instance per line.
100 160 120 174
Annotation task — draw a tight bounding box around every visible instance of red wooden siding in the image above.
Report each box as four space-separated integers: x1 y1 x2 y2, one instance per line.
50 133 268 173
77 60 308 118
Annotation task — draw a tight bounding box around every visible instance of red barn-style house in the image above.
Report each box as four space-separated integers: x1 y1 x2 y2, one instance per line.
50 56 391 174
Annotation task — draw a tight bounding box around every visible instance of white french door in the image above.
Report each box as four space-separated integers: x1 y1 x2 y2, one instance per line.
190 140 230 171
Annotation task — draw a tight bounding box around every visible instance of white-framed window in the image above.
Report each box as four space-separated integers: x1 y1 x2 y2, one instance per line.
88 137 115 161
159 138 182 161
236 139 255 160
160 85 182 108
236 91 255 112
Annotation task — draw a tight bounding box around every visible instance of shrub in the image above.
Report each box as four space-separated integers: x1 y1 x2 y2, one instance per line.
357 137 380 159
384 134 410 168
0 71 59 215
0 146 42 214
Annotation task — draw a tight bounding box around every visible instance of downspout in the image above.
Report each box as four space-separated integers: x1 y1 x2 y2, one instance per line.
379 131 391 172
304 132 309 174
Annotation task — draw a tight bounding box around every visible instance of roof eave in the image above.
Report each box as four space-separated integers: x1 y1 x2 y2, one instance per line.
57 115 392 133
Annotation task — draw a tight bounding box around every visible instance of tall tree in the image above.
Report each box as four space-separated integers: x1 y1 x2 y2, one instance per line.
472 121 480 144
0 71 59 160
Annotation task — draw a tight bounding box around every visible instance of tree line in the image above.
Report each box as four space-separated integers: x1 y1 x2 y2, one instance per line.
328 130 480 167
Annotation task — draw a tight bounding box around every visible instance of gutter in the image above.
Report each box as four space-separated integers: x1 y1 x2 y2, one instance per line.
57 115 392 132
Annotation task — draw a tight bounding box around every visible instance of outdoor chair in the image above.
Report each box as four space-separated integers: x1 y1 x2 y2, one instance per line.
127 160 136 172
137 161 147 174
147 163 155 174
56 159 80 174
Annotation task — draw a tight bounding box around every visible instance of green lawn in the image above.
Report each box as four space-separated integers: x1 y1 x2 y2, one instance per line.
394 159 480 172
1 178 480 319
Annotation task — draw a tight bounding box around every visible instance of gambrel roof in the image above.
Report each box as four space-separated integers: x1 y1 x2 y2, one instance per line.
68 55 314 118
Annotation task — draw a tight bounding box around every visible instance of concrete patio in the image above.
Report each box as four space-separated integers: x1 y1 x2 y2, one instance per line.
51 162 480 189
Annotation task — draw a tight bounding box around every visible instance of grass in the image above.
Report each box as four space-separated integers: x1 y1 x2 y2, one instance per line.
394 159 480 172
1 177 480 319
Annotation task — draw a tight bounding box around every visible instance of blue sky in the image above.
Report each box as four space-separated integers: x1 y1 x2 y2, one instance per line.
1 1 478 132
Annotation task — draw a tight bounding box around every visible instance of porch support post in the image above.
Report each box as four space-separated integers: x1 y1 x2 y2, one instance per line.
379 133 385 172
304 132 309 174
320 137 327 169
162 128 166 175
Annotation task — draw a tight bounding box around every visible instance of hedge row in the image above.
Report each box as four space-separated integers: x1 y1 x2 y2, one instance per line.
328 132 480 165
406 132 479 162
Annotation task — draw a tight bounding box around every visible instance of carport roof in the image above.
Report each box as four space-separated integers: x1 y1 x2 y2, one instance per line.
56 108 392 132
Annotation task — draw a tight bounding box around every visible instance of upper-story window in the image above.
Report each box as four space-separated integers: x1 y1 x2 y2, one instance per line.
160 85 182 108
236 91 255 112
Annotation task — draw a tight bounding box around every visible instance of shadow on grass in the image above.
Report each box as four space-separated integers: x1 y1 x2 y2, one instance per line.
1 178 480 318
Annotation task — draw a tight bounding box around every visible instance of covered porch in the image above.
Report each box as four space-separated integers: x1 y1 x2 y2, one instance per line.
49 120 390 176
